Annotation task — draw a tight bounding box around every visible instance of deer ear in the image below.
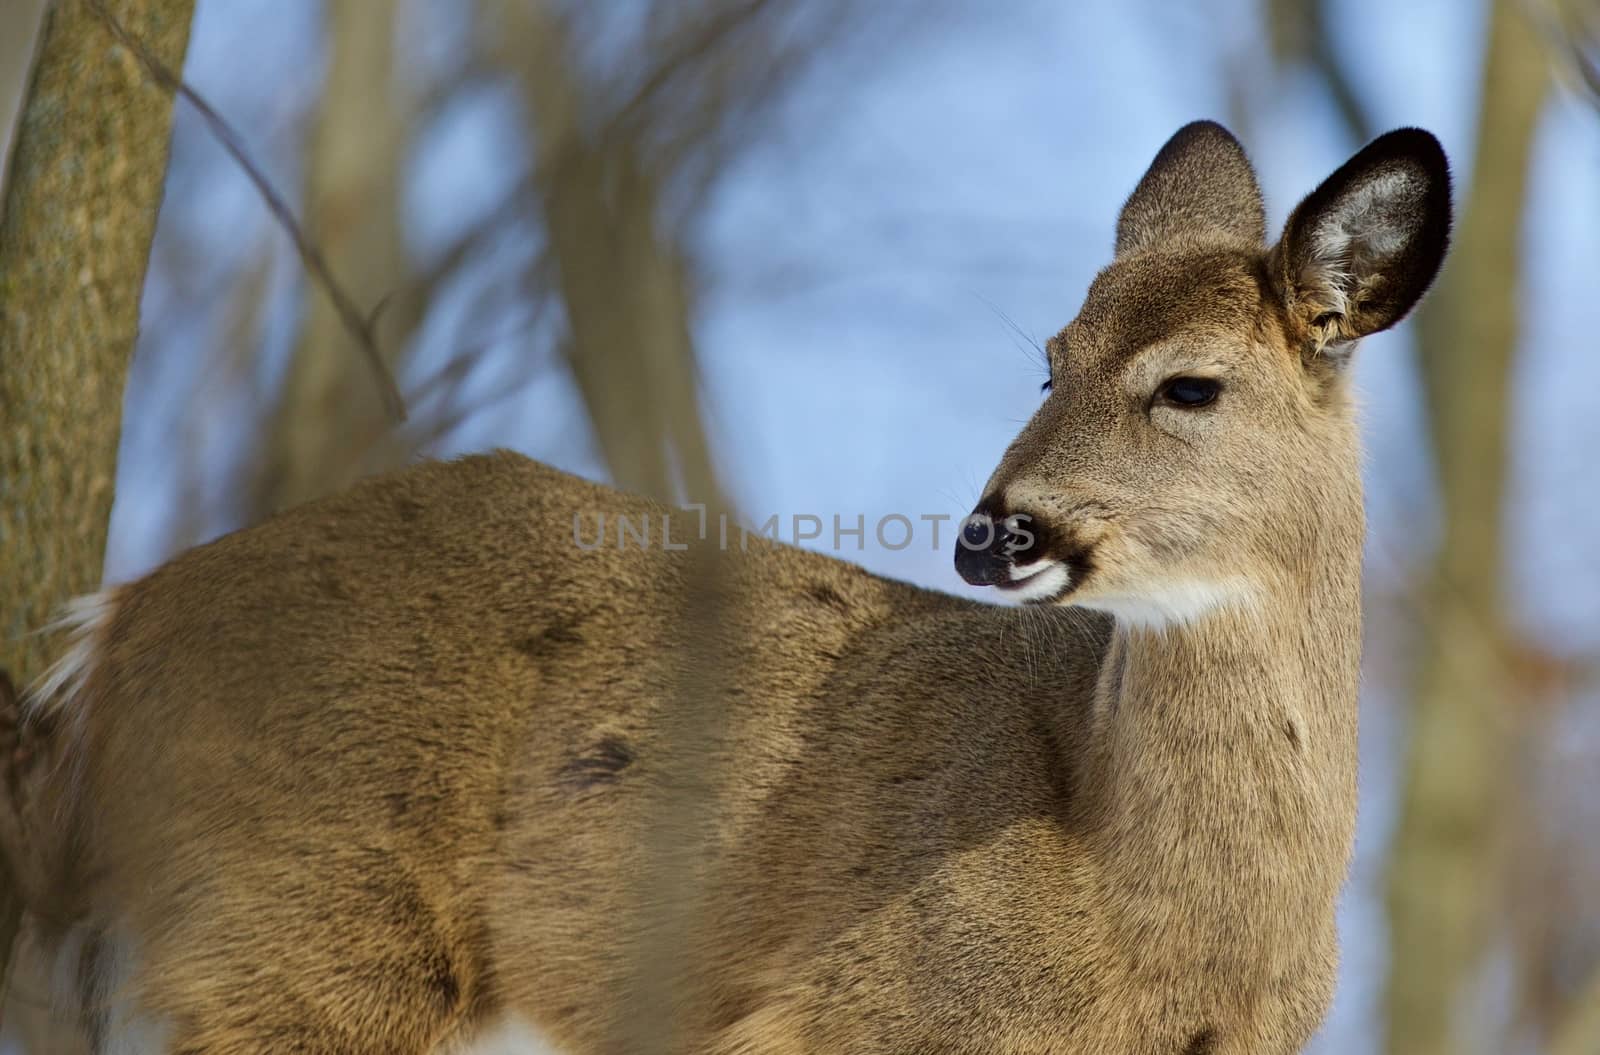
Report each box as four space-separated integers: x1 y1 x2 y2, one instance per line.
1271 128 1452 363
1115 121 1266 256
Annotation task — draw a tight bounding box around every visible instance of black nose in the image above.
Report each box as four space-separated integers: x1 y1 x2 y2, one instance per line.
955 505 1016 586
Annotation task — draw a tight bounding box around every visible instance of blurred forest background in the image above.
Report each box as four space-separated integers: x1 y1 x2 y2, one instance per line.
1 0 1597 1053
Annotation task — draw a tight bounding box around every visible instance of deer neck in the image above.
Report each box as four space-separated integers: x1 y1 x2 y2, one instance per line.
1078 538 1362 981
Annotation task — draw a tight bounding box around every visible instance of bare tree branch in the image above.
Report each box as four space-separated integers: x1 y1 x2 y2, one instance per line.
1519 0 1600 110
1262 0 1374 140
87 0 406 424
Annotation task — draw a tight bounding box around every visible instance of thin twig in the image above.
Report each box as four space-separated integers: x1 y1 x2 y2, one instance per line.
86 0 407 422
606 0 776 135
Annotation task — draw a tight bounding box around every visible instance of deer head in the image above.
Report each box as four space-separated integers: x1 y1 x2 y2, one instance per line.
956 121 1450 628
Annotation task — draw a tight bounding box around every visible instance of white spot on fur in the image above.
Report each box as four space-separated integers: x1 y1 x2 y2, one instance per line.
27 589 117 717
1004 562 1071 604
1080 577 1258 631
14 934 562 1055
7 924 171 1055
452 1016 562 1054
97 932 170 1055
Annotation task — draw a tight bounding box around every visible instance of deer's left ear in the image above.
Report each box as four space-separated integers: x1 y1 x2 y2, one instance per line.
1271 128 1452 364
1117 120 1266 255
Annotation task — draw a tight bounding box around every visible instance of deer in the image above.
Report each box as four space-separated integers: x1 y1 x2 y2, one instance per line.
0 120 1450 1054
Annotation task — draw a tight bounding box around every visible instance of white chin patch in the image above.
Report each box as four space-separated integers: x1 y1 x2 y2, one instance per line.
1081 577 1256 631
1003 561 1071 604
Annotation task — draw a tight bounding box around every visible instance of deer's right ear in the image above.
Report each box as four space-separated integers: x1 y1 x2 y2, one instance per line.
1271 128 1452 361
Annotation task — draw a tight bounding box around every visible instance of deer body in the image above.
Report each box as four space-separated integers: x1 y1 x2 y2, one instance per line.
1 122 1450 1054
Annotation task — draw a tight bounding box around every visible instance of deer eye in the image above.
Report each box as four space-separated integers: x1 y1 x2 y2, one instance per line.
1157 376 1221 408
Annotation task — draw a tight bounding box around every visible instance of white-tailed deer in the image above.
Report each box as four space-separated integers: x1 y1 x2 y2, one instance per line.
0 121 1450 1054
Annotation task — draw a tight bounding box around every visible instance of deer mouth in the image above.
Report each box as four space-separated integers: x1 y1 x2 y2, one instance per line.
955 502 1085 605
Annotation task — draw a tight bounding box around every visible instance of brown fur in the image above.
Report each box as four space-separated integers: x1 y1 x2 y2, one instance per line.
0 122 1450 1054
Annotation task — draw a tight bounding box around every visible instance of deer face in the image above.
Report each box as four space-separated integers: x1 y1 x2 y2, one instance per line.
957 122 1450 627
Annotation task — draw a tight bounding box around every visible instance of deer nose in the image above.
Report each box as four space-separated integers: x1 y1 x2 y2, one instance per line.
954 505 1016 587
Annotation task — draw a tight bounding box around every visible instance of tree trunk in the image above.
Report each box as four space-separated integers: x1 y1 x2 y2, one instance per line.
256 0 412 514
1382 3 1548 1052
0 0 194 1004
505 1 725 509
